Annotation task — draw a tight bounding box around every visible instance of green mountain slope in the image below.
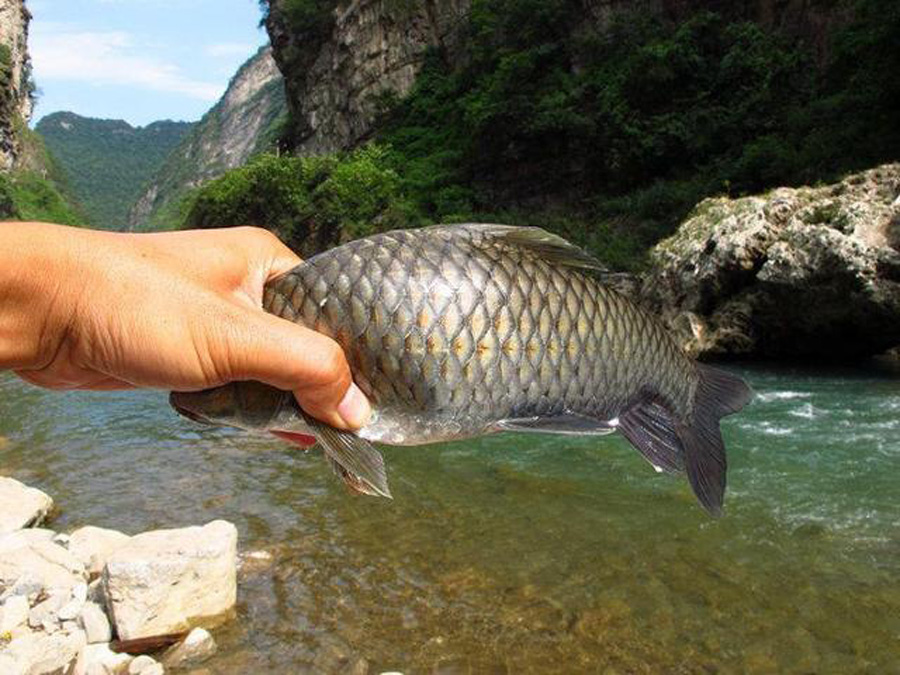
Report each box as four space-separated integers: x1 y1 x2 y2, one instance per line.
35 112 193 229
128 45 287 232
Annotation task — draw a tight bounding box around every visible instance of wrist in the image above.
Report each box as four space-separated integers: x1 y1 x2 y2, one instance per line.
0 222 88 371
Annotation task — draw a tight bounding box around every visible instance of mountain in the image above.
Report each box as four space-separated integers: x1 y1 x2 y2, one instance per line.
35 112 193 229
253 0 899 268
127 45 287 231
0 0 84 226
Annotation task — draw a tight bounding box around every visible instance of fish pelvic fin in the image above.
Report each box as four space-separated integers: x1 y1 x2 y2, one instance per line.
300 413 392 499
618 365 752 517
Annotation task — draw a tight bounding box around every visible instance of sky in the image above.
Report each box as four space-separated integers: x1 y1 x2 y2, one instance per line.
28 0 269 127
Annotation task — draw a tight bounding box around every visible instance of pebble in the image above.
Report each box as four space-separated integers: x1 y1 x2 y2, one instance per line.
79 601 112 644
128 654 163 674
58 582 88 620
162 627 217 668
0 595 28 632
28 592 67 628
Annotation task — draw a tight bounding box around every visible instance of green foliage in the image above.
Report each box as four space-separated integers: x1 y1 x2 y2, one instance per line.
184 145 423 253
0 170 87 226
259 0 336 36
0 44 12 116
35 112 194 229
376 0 900 267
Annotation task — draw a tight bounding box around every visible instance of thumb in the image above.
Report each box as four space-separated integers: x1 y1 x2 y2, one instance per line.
226 308 371 430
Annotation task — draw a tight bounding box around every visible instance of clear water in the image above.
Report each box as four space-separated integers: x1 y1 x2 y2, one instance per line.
1 364 899 674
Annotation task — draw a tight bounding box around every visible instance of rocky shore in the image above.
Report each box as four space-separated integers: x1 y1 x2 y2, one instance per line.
0 477 236 674
641 163 900 360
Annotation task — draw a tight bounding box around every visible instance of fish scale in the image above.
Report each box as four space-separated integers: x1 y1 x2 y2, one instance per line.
263 225 694 441
173 223 751 515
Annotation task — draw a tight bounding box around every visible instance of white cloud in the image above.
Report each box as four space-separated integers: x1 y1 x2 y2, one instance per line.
205 42 255 58
30 28 224 101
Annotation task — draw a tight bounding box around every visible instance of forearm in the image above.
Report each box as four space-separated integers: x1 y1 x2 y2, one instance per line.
0 222 89 371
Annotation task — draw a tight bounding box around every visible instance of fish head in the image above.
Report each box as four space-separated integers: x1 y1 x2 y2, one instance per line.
169 381 291 431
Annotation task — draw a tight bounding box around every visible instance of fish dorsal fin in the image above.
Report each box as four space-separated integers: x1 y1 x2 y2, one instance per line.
432 224 608 272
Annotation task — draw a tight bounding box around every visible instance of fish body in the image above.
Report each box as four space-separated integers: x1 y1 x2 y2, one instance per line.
171 224 750 514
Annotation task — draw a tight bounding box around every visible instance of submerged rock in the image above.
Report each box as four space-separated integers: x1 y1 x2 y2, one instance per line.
0 477 53 534
104 521 237 641
643 163 900 359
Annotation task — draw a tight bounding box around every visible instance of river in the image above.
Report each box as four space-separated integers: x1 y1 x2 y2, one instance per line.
1 363 898 673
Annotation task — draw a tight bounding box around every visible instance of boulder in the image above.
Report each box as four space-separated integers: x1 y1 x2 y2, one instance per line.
0 530 86 598
68 527 132 579
161 627 216 668
642 163 900 359
0 478 53 534
1 628 86 675
103 521 237 641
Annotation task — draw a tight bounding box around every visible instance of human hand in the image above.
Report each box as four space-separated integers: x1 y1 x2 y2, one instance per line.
0 222 371 430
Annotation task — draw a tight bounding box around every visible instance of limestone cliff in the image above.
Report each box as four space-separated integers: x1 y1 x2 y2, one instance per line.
128 45 287 231
265 0 470 155
642 165 900 359
0 0 33 169
265 0 846 157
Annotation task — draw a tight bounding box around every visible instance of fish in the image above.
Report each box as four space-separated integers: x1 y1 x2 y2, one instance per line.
171 224 751 515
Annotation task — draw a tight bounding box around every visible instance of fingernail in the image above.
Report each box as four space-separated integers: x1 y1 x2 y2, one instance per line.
337 383 371 429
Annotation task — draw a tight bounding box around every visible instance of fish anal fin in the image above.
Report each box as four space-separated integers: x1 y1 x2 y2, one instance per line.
300 412 392 499
495 414 616 436
618 397 686 475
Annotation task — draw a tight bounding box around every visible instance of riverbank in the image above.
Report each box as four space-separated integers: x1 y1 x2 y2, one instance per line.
0 476 235 674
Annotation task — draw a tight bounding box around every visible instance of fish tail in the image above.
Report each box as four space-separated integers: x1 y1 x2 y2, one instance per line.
618 364 752 516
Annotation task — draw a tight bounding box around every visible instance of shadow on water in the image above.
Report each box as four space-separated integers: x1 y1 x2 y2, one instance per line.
1 367 899 673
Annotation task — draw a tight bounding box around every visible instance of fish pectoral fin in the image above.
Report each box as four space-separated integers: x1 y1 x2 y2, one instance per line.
301 413 392 499
494 414 617 436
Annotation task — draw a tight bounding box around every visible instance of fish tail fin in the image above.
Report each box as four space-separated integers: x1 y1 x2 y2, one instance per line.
618 365 751 516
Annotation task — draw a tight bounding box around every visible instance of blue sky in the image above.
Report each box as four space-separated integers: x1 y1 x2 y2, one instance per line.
28 0 269 127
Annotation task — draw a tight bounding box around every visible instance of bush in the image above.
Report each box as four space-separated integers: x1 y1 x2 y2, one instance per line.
376 0 900 263
184 145 424 254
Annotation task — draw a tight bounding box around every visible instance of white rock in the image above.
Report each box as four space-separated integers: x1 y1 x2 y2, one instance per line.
2 628 86 675
79 601 111 644
58 583 88 621
127 655 161 675
161 627 216 668
0 595 29 632
0 530 86 597
104 521 237 640
80 642 133 675
27 592 66 629
0 477 53 534
68 527 131 579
